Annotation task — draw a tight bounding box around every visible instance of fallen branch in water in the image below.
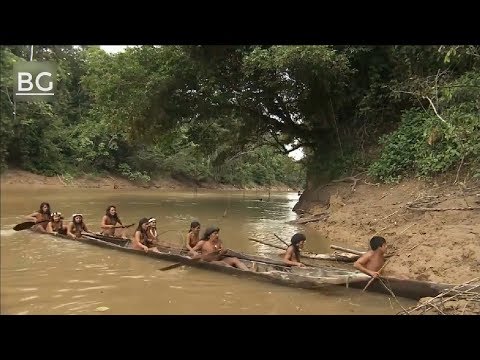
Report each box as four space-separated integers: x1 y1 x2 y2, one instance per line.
249 237 285 251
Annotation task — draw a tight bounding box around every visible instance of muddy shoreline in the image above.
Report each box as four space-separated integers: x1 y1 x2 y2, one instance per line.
294 177 479 284
0 169 295 192
293 176 480 314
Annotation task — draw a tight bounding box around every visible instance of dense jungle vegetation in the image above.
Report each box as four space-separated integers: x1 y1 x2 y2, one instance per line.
1 45 478 188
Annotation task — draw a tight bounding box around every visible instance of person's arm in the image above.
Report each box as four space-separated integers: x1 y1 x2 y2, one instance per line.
82 223 90 234
133 231 149 253
186 233 193 251
283 246 304 267
46 221 55 234
354 251 378 277
100 216 115 230
190 240 205 256
26 212 39 222
216 240 228 255
67 223 76 239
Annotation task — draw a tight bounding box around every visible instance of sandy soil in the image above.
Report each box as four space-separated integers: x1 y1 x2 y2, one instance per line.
296 177 479 284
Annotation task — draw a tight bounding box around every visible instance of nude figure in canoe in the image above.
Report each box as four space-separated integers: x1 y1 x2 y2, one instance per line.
189 226 251 271
26 202 51 233
100 205 128 238
354 236 387 278
186 221 201 252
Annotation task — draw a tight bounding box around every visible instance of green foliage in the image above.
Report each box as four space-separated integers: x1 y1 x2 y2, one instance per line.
118 163 151 183
369 71 480 182
2 44 479 188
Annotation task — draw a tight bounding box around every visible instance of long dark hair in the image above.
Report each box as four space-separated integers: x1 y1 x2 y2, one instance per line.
39 202 51 217
136 218 149 234
290 233 306 261
189 221 201 232
106 205 122 224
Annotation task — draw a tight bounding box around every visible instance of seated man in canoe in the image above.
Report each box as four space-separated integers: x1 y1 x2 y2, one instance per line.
67 214 91 239
100 205 128 238
46 212 68 235
185 221 201 253
131 217 160 253
354 236 387 278
283 233 307 268
25 202 52 233
189 226 251 271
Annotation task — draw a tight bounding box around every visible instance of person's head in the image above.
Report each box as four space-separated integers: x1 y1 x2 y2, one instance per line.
52 212 62 222
370 236 387 253
106 205 117 217
291 233 306 249
39 202 51 214
148 217 157 228
201 226 220 241
72 214 83 224
136 217 149 233
189 221 201 234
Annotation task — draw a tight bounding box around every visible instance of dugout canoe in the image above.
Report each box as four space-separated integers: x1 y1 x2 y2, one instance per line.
31 230 367 290
27 230 478 301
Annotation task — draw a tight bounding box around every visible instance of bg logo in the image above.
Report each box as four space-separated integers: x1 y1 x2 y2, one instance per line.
13 61 57 102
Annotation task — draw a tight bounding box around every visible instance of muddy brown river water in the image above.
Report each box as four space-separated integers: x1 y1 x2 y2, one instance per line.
0 186 415 314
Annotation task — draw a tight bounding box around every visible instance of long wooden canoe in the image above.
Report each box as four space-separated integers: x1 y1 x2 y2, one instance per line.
37 231 367 290
29 230 478 301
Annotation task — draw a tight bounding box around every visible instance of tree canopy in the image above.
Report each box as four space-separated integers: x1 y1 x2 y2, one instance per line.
1 45 478 187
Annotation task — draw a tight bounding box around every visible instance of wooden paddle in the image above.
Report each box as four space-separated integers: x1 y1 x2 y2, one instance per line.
362 259 389 292
13 219 50 231
158 250 223 271
110 223 135 229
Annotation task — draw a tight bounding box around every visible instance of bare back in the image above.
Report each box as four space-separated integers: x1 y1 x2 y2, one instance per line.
354 250 385 276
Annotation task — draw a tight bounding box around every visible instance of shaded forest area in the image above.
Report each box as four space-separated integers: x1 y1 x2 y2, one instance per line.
1 45 478 189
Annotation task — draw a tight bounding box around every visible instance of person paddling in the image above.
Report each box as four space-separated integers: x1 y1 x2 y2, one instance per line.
283 233 307 267
26 202 51 233
354 236 387 278
100 205 128 238
190 226 251 271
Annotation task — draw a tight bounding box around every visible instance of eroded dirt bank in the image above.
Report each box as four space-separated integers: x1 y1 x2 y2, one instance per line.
295 177 480 285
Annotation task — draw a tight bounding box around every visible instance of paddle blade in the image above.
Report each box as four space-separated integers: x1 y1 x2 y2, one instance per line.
158 262 184 271
13 221 36 231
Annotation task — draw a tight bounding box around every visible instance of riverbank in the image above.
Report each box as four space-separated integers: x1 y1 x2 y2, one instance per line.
294 175 479 314
0 169 296 192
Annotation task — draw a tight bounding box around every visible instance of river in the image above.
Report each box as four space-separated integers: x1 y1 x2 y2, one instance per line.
0 186 415 314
